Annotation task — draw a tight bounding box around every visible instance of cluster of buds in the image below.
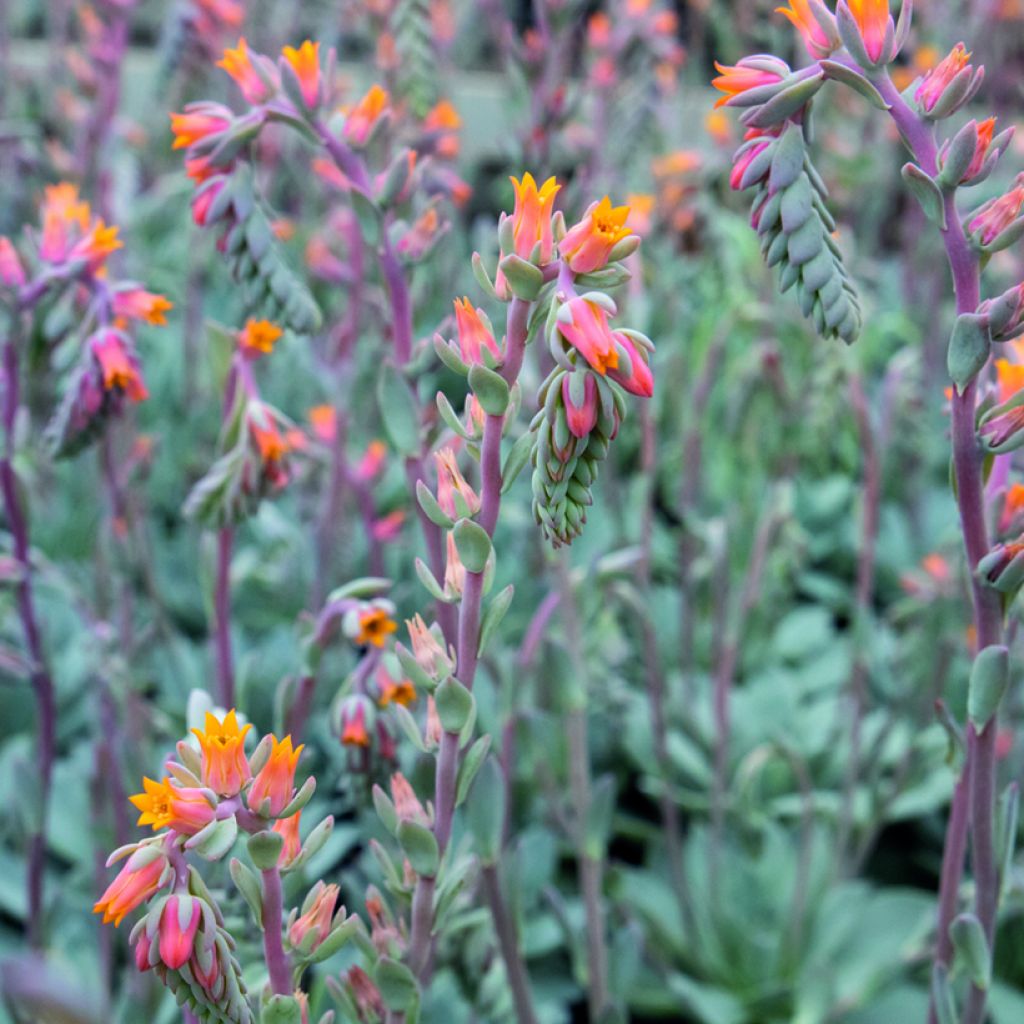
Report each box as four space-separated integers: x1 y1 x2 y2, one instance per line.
184 321 296 526
0 184 171 456
94 709 337 1021
713 63 862 343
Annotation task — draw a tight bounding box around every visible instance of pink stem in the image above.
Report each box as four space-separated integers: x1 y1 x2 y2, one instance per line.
261 866 292 996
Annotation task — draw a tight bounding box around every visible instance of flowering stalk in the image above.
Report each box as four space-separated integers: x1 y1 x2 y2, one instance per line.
1 320 56 949
716 12 1019 1020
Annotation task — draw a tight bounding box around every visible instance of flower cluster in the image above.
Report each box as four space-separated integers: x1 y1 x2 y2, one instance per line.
0 184 171 458
94 709 338 1022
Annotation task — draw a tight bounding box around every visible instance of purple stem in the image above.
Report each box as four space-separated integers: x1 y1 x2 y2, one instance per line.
1 333 56 949
261 866 292 996
402 297 533 1011
871 71 1001 1024
214 527 235 709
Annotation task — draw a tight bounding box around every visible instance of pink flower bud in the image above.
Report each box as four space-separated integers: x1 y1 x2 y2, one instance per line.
562 372 600 438
159 895 202 970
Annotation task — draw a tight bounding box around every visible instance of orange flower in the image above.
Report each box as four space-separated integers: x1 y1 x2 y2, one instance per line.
239 318 283 357
129 776 216 835
1001 483 1024 532
847 0 893 63
70 219 122 270
308 404 337 442
916 43 972 113
170 108 231 151
344 84 390 146
712 61 784 108
248 735 303 816
356 439 387 480
250 417 291 489
340 700 371 747
452 298 501 364
94 850 167 926
289 882 339 953
356 606 397 647
218 38 273 104
508 173 560 263
559 196 632 274
996 358 1024 403
281 40 321 109
92 332 148 401
191 709 252 796
273 809 303 866
557 297 619 375
969 184 1024 246
776 0 837 57
376 665 417 707
40 183 91 262
112 289 173 325
424 99 461 158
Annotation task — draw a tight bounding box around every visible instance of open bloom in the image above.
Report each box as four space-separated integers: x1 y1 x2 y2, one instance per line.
845 0 893 64
92 332 148 401
776 0 838 57
69 219 122 271
113 289 173 326
344 84 390 145
559 196 633 274
916 43 973 112
40 183 91 262
218 38 274 104
453 297 501 364
376 664 416 707
281 40 321 109
94 850 167 926
289 882 339 953
248 735 303 816
558 297 620 375
159 895 203 970
129 777 216 835
508 173 560 262
712 61 783 107
356 605 397 647
192 709 252 796
249 415 291 489
238 318 282 358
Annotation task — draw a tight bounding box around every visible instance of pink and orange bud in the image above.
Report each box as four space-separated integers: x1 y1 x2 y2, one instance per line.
562 372 600 438
191 709 252 796
356 439 387 480
92 331 148 401
273 809 303 866
238 318 283 358
249 415 291 489
129 777 216 835
997 358 1024 404
281 40 322 110
218 38 274 104
0 237 25 286
406 613 451 677
94 849 167 926
776 0 838 57
356 605 398 648
248 735 303 816
191 176 228 227
339 697 372 748
969 183 1024 247
372 509 405 541
289 882 339 952
916 43 973 112
609 333 655 398
559 196 633 274
159 895 203 970
711 61 783 108
557 297 620 376
344 84 390 146
435 448 480 518
963 117 997 183
444 531 466 597
508 173 560 262
39 183 91 262
845 0 894 64
1000 483 1024 533
390 772 430 826
731 133 774 191
396 205 443 261
112 289 173 326
425 695 443 747
424 99 461 159
453 297 502 364
376 664 417 707
170 108 232 151
308 404 337 443
346 966 385 1019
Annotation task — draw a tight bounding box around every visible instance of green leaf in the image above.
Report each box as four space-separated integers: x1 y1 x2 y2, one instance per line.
377 362 421 456
375 957 420 1011
950 913 991 989
900 163 947 228
396 820 440 877
452 518 492 573
247 830 284 870
229 857 264 928
434 676 475 733
968 644 1009 727
467 363 510 416
465 756 504 863
948 313 991 391
478 584 514 655
456 735 491 806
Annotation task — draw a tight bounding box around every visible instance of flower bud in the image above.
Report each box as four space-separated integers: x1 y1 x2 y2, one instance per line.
248 735 303 817
158 895 203 970
915 43 983 118
289 881 340 954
